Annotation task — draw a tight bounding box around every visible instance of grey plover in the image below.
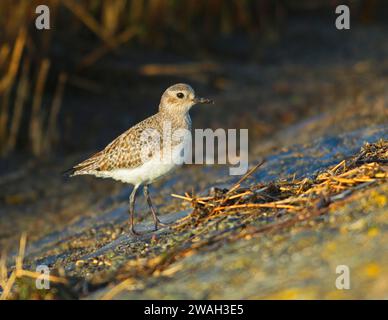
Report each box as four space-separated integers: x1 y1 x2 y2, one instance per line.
66 83 213 234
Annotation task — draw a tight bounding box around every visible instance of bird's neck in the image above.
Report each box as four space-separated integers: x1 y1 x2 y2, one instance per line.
159 106 191 130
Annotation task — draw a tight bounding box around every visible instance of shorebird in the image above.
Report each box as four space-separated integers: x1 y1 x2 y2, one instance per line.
66 84 213 235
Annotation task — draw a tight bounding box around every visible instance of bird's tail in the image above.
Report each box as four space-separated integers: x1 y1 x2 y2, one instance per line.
62 167 76 178
63 151 104 178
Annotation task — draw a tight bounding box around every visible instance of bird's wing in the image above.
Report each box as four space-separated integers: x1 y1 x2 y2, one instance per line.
69 115 162 176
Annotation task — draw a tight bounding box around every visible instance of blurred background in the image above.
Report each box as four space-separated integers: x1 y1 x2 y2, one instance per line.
0 0 386 161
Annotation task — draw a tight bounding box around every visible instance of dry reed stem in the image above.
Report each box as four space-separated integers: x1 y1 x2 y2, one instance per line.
170 193 210 205
44 72 68 152
0 28 26 150
329 160 346 174
30 58 50 156
214 203 299 212
5 58 30 154
227 160 265 195
0 271 16 300
15 233 27 271
102 0 127 36
0 28 26 94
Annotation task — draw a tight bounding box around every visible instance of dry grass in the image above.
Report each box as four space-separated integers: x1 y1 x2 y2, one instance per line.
100 140 387 299
0 1 66 156
171 141 387 236
0 233 68 300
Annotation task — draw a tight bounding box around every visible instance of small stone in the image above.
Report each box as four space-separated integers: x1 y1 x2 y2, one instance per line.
76 260 85 267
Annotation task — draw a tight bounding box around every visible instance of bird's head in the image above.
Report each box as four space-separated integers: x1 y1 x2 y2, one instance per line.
159 83 213 114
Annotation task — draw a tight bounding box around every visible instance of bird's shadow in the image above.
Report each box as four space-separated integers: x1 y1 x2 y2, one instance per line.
77 209 189 263
8 205 190 271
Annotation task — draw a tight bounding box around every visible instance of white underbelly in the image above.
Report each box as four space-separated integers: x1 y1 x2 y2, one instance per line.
96 143 186 185
110 161 177 185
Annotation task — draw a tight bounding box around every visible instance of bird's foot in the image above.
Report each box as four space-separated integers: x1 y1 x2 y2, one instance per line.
129 225 141 236
153 219 173 231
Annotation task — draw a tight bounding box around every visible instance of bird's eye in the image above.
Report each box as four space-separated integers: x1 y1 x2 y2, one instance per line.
176 92 184 99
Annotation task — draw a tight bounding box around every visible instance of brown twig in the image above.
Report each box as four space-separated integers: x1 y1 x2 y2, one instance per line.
227 160 265 195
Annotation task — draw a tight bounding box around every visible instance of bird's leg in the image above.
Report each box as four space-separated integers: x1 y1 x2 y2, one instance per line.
143 185 168 230
129 185 140 235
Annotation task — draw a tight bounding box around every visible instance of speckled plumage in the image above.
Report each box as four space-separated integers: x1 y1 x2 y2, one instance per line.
70 113 189 175
69 84 195 179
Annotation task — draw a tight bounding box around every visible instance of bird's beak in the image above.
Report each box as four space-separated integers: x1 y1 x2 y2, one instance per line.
193 97 214 104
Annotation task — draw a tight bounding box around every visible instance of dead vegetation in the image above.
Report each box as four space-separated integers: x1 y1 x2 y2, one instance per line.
1 140 386 299
171 140 387 232
0 1 67 157
98 140 387 299
0 233 68 300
